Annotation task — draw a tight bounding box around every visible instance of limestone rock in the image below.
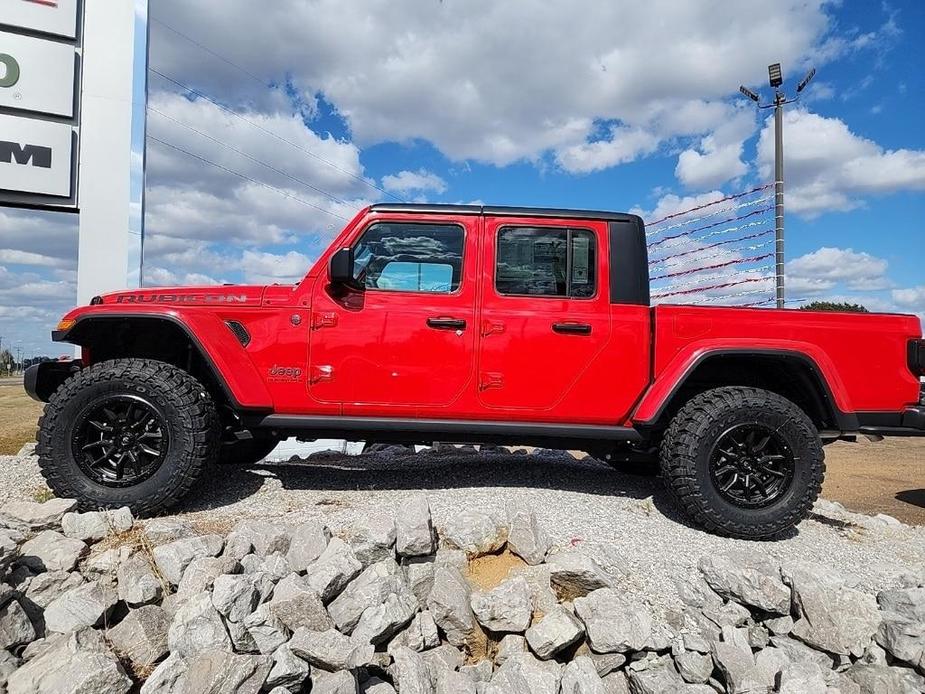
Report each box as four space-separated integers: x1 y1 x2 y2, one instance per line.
19 530 87 572
285 520 331 572
676 651 714 684
699 552 790 614
305 537 363 602
61 507 133 542
241 604 291 655
44 578 118 633
142 517 196 545
313 670 358 694
436 669 477 694
486 652 562 694
526 605 585 659
876 587 925 673
152 534 225 585
0 498 77 532
328 558 406 634
352 590 419 645
561 656 607 694
547 550 614 599
508 509 551 566
782 561 881 657
266 573 334 632
117 552 163 606
227 519 290 558
167 591 232 658
211 573 262 623
441 509 508 557
6 628 131 694
427 565 476 648
0 598 36 649
180 649 271 694
265 643 311 691
288 626 373 671
470 575 532 633
574 588 653 653
106 604 170 666
349 513 396 567
395 494 436 557
390 646 435 694
176 555 240 597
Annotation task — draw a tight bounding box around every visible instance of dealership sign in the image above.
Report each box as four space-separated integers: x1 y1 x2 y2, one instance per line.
0 0 79 40
0 0 81 209
0 31 77 117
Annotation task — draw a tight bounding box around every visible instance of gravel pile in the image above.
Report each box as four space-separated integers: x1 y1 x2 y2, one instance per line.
0 492 924 693
1 445 924 626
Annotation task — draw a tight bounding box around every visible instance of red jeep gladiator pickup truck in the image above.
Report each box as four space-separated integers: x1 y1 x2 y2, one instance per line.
25 204 925 538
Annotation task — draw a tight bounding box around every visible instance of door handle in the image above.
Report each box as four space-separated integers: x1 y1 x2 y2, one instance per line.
427 317 467 330
552 322 592 335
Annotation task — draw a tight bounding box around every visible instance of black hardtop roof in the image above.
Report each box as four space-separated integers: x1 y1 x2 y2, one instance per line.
368 203 642 224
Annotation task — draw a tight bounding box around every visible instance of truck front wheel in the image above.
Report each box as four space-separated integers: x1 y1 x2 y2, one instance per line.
36 359 220 516
659 386 824 539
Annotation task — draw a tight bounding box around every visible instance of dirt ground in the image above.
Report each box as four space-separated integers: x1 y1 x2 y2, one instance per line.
0 377 42 455
1 377 922 523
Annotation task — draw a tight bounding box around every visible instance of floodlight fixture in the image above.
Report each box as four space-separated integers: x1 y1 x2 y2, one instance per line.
768 63 783 88
796 67 816 93
739 85 760 102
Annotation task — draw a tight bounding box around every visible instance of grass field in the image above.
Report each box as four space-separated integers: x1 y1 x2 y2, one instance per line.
1 377 922 523
0 378 42 455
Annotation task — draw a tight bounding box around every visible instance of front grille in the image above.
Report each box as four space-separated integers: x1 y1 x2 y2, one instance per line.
225 320 250 347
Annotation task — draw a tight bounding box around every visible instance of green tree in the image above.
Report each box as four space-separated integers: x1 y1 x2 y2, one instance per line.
800 301 869 313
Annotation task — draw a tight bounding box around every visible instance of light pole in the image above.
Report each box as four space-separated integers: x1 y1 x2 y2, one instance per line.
739 63 815 309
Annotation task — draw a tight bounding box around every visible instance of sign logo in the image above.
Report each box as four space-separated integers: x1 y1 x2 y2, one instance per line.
268 365 303 382
0 54 20 88
0 140 51 168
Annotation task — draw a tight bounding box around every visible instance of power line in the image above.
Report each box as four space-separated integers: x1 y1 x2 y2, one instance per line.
150 17 270 89
146 135 350 222
148 106 356 208
148 66 403 202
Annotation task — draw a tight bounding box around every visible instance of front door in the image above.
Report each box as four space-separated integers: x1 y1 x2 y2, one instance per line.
477 217 613 421
308 216 478 413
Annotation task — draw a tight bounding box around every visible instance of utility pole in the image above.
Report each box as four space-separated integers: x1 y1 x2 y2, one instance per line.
739 63 815 309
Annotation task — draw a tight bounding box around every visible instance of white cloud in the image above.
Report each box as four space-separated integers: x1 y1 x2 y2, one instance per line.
674 109 755 189
556 127 659 174
151 0 836 167
240 250 314 284
756 110 925 217
787 246 890 295
630 190 725 224
381 169 447 195
893 286 925 314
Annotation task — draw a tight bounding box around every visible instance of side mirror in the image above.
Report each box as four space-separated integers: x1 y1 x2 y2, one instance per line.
329 247 357 287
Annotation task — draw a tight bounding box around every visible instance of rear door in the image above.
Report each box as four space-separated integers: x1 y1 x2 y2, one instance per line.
308 215 478 413
477 216 613 421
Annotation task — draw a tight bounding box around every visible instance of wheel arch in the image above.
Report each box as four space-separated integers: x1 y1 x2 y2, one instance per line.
56 313 271 411
634 349 858 433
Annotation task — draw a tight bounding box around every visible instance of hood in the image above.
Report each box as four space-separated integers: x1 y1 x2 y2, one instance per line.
97 285 266 307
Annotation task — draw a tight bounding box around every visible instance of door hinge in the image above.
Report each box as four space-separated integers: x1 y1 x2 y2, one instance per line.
311 312 338 330
481 320 505 337
309 365 334 384
479 372 504 391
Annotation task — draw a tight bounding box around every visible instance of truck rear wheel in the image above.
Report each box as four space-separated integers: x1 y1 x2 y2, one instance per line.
659 386 824 539
36 359 220 516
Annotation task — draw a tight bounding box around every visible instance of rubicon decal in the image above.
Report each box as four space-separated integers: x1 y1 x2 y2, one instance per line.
114 294 249 304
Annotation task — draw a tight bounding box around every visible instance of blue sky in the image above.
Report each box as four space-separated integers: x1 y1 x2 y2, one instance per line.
0 0 923 357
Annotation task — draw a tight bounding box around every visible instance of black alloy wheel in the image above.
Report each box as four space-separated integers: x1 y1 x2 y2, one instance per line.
70 394 170 487
708 423 795 508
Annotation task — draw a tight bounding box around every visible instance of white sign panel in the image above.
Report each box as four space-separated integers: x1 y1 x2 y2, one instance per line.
0 113 73 196
0 31 76 117
0 0 79 40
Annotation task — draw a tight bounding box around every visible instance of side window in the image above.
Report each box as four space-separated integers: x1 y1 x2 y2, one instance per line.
352 223 464 293
495 227 597 298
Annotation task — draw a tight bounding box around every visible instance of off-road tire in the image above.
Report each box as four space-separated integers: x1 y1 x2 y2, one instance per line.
659 386 824 539
36 358 220 516
220 434 281 465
